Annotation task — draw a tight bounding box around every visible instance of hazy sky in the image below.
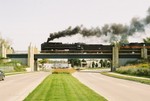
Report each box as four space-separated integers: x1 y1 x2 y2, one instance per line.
0 0 150 51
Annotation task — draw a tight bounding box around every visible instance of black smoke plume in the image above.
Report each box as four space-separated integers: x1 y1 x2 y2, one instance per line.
47 7 150 44
144 7 150 25
47 26 80 42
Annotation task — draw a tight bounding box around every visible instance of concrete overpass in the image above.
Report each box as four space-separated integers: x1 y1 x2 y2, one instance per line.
7 53 141 59
6 44 149 72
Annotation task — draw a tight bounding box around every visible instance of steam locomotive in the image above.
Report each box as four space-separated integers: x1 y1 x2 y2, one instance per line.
41 42 113 53
41 41 150 53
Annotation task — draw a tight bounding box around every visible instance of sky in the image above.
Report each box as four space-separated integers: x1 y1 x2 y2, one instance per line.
0 0 150 51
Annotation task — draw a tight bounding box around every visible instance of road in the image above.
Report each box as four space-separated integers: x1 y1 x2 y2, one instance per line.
73 70 150 101
0 72 50 101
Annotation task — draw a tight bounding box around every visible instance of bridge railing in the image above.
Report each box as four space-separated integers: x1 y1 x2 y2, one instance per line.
13 50 28 54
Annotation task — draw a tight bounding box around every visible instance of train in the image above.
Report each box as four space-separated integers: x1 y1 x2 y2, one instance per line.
41 42 113 53
41 35 150 53
120 43 150 49
41 41 150 53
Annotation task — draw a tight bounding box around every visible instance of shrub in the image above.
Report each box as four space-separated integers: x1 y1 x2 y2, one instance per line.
52 71 70 74
116 66 150 77
14 65 26 72
52 68 76 74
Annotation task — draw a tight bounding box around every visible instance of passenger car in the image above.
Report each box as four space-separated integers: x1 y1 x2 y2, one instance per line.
0 70 5 81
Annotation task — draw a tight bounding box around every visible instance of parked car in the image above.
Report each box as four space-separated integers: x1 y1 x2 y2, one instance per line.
0 70 5 81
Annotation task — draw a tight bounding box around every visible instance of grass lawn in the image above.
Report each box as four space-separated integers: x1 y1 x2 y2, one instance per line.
101 72 150 85
24 74 107 101
5 72 27 76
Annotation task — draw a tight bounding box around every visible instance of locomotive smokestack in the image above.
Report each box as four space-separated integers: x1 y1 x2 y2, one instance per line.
47 33 54 42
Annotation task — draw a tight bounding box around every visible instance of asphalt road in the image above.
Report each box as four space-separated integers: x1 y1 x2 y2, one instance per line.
0 72 50 101
73 70 150 101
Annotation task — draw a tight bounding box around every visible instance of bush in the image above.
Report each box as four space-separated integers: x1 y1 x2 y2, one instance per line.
14 65 26 72
52 68 76 74
116 66 150 77
52 71 70 74
0 59 27 72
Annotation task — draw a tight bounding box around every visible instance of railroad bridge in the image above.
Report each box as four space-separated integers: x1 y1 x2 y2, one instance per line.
5 44 149 72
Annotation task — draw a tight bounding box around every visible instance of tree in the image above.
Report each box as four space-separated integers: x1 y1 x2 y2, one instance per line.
68 58 81 67
38 59 50 65
143 37 150 43
103 60 108 67
92 61 95 68
99 60 103 67
0 35 12 48
81 59 86 62
107 60 111 68
81 59 87 67
0 35 13 58
95 63 98 68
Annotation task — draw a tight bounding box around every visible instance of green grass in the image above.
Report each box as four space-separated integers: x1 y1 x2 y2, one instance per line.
24 74 107 101
5 72 27 76
101 72 150 85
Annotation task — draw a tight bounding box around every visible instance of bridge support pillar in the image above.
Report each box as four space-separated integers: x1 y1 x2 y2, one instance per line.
28 44 34 71
0 43 6 58
28 44 39 71
141 46 148 59
112 45 119 72
34 58 38 71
